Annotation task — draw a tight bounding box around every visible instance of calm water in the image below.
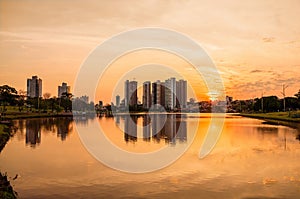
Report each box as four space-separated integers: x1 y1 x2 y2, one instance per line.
1 114 300 199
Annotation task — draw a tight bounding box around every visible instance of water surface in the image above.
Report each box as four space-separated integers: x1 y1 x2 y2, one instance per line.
0 114 300 198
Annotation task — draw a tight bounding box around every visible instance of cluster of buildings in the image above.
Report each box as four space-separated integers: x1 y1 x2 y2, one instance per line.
118 78 187 110
26 75 71 98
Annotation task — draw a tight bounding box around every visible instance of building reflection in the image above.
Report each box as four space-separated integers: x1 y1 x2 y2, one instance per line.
124 115 137 142
143 115 151 142
122 114 187 144
25 120 41 147
24 117 74 147
73 114 96 126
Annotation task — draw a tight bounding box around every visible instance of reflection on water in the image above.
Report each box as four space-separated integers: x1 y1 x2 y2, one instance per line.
16 117 74 147
25 120 41 147
119 114 187 144
0 114 300 199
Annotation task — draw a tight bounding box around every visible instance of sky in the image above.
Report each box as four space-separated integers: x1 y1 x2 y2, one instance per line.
1 0 300 103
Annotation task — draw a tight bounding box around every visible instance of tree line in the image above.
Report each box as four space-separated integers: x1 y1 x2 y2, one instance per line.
230 90 300 113
0 85 73 113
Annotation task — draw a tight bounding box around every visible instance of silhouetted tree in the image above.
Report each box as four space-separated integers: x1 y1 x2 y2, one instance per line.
253 96 280 112
60 92 73 112
0 85 18 112
17 89 26 112
43 92 51 99
295 89 300 100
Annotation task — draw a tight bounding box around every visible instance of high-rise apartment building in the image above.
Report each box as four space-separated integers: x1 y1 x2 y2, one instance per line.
124 80 138 107
176 79 187 108
165 77 176 109
27 75 42 98
142 81 151 109
58 82 71 98
152 80 165 108
116 95 120 107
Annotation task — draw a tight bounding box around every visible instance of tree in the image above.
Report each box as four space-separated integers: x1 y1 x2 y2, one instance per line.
295 90 300 100
253 96 280 112
61 92 72 100
43 92 51 99
264 96 280 112
294 90 300 109
17 89 27 112
0 85 18 112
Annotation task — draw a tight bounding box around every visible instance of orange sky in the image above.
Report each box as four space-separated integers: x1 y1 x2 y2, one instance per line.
1 0 300 103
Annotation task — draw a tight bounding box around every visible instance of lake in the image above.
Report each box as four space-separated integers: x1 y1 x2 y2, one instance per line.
0 114 300 199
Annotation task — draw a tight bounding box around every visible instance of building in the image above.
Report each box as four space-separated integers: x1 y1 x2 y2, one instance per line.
27 75 42 98
152 81 158 105
116 95 120 107
58 82 71 98
152 80 165 108
176 79 187 108
79 95 89 103
165 77 176 109
159 82 165 107
142 81 151 109
124 80 137 107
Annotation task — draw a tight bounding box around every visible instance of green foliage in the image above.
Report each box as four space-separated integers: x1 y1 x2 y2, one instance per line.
0 85 18 111
0 173 17 199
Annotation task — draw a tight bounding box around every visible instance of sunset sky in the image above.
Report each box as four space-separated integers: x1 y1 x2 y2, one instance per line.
1 0 300 103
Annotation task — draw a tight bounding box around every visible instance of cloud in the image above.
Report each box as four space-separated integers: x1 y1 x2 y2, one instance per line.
262 37 275 43
250 69 263 73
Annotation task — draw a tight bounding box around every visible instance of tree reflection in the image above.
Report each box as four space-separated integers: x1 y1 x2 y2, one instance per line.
22 117 74 147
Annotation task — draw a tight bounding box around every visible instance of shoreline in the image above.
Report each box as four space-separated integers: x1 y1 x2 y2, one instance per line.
239 113 300 129
0 123 17 198
0 173 17 199
239 113 300 123
1 112 73 120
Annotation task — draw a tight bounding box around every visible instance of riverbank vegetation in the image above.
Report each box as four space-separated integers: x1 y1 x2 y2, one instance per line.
239 111 300 123
0 172 17 199
0 122 17 199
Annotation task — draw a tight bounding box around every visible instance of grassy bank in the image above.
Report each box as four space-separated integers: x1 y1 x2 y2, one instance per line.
0 173 17 199
239 111 300 123
0 124 12 153
1 112 73 120
0 106 73 120
0 123 17 198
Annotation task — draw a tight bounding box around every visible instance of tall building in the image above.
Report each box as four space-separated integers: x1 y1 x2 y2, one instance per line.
152 81 158 105
152 80 165 108
116 95 120 107
165 77 176 109
124 80 137 107
58 82 71 98
27 75 42 98
176 79 187 108
143 81 151 109
160 82 165 107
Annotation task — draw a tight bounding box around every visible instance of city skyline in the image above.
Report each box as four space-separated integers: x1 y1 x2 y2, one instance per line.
120 78 187 110
2 73 299 106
